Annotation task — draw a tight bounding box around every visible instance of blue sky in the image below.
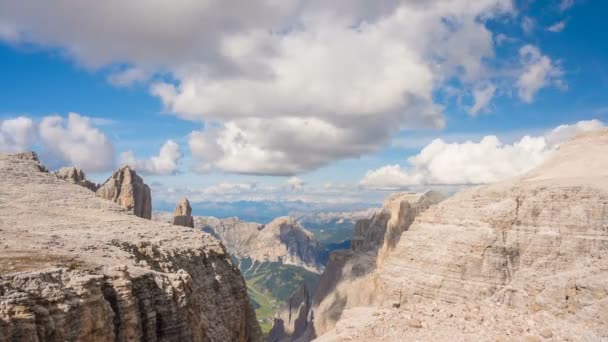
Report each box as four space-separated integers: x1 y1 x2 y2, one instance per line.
0 0 606 213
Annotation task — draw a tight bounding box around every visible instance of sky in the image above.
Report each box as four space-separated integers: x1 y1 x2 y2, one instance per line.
0 0 607 215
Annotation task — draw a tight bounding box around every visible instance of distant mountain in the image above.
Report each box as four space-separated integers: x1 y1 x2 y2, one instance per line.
153 200 377 224
153 212 331 335
197 216 326 273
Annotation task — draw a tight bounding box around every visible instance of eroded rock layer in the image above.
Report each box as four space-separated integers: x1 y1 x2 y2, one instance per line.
270 191 445 340
0 153 262 342
318 130 608 341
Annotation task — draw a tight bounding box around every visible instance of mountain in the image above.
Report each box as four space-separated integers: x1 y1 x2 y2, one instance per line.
154 200 377 226
153 213 328 335
280 129 608 341
268 190 446 341
0 152 261 341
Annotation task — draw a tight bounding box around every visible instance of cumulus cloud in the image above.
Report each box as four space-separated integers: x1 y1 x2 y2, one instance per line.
361 119 605 189
287 177 306 190
517 45 565 103
107 67 148 87
0 113 115 172
120 140 181 175
547 21 566 33
0 117 36 152
469 83 496 115
39 113 115 172
559 0 575 12
0 0 515 175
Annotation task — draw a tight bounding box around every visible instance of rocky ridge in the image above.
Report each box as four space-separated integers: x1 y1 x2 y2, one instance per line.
54 166 98 192
315 129 608 341
269 191 445 341
0 153 262 341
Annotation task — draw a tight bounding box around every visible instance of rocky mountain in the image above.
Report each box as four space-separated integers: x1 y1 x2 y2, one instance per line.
281 129 608 341
152 213 328 334
0 153 261 341
96 165 152 220
198 216 325 273
268 191 446 341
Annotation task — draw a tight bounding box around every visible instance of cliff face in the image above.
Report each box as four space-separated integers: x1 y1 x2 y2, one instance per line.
269 191 445 341
316 130 608 341
198 216 325 273
96 166 152 220
0 153 262 341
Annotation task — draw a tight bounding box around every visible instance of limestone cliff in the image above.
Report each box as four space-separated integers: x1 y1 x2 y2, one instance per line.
96 166 152 220
269 191 445 340
0 153 262 341
268 284 311 342
315 129 608 341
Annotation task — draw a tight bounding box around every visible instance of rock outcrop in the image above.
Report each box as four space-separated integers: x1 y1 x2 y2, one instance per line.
96 166 152 220
0 153 262 341
198 216 325 273
314 130 608 341
173 197 194 228
54 166 98 192
270 191 445 340
268 284 312 342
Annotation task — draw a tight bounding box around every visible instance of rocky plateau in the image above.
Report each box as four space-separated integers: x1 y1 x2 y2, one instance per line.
0 152 262 341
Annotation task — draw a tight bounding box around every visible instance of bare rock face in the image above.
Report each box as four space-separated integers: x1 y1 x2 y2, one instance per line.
54 166 98 192
96 166 152 220
314 130 608 341
270 191 445 340
0 153 262 341
173 197 194 228
268 283 312 342
198 216 325 273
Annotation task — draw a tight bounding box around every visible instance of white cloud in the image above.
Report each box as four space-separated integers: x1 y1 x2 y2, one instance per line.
547 21 566 33
107 67 148 87
0 0 515 175
517 45 565 103
120 140 181 175
521 16 535 34
287 177 305 190
361 119 605 189
39 113 115 172
469 83 496 115
559 0 575 12
544 119 605 146
0 113 116 172
0 117 36 153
